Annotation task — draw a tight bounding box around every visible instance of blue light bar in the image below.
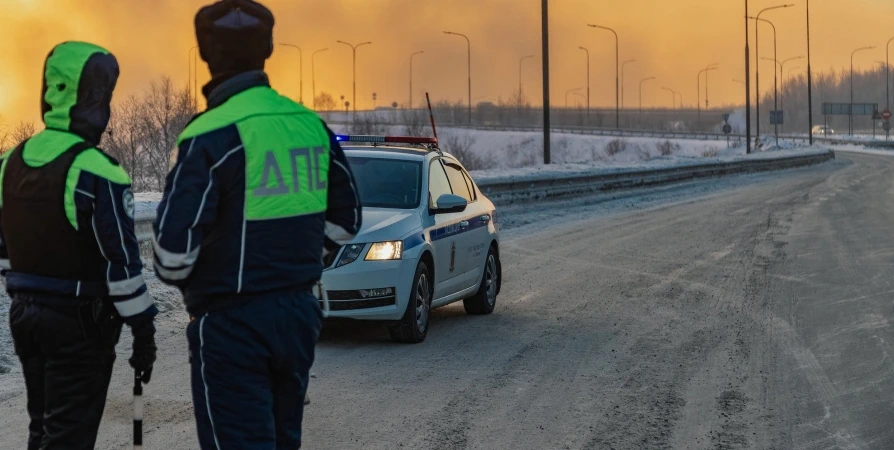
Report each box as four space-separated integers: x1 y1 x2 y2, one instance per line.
335 135 438 145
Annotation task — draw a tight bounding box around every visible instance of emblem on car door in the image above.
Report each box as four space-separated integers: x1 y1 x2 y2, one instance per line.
450 241 456 272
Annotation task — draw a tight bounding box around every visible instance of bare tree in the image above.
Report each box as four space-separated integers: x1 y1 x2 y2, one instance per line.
10 121 38 146
105 95 149 190
135 78 196 191
315 92 337 112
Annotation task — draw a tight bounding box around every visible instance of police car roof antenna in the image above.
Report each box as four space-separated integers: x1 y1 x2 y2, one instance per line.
425 92 443 155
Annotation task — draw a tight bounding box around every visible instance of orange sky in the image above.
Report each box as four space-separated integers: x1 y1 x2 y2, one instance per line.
1 0 892 124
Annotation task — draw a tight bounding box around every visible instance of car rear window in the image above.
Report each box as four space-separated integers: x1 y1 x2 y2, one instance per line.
347 157 422 209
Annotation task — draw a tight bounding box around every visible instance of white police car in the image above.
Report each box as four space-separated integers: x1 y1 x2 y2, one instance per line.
320 135 501 343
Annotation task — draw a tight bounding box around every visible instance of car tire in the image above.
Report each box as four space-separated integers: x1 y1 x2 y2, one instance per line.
388 261 432 344
463 246 499 315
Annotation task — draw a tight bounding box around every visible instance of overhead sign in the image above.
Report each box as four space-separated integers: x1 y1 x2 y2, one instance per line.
823 102 879 116
770 110 784 125
883 109 892 121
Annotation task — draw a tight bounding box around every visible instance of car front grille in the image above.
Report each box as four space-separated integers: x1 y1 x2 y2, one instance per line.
322 289 397 311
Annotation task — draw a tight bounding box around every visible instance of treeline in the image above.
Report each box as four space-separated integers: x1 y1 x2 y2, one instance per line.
761 64 892 132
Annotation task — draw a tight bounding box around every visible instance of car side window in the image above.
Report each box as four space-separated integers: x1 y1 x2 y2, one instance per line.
443 162 473 202
428 159 452 209
461 169 477 201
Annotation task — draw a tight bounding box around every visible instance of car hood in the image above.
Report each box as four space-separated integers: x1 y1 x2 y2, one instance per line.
352 208 422 243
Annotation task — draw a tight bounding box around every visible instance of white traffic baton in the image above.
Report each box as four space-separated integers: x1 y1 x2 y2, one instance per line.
133 371 143 449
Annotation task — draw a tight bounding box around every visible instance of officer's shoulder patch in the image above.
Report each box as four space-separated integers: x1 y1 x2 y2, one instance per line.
122 187 135 219
72 148 131 185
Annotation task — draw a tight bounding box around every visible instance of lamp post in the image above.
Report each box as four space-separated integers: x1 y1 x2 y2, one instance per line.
765 55 803 134
751 4 792 143
807 0 814 145
588 24 620 129
578 47 591 120
312 48 328 110
661 87 676 109
639 76 655 127
278 43 304 104
336 40 372 114
409 50 424 109
886 37 894 115
519 54 535 95
565 88 582 109
188 45 198 108
621 59 636 110
443 31 472 125
697 65 718 122
542 0 551 164
675 92 683 110
851 45 875 135
745 0 752 154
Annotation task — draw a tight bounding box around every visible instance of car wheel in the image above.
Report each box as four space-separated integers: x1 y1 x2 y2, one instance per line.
388 261 432 343
463 246 498 315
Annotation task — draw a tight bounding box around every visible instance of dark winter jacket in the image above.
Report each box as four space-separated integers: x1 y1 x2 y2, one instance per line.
153 71 361 314
0 41 156 322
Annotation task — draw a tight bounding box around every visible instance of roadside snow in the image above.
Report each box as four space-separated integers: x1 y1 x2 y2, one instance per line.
830 144 894 157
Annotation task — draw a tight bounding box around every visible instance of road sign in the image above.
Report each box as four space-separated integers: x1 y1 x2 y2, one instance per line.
770 111 784 125
883 109 892 121
722 113 731 123
872 110 882 120
885 121 892 132
823 102 879 116
722 124 732 134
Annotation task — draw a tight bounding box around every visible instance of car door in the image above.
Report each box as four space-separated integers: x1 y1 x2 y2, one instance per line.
427 158 468 299
442 160 489 290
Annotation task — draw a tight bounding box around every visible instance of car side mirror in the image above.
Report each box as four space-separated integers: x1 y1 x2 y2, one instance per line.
432 193 467 214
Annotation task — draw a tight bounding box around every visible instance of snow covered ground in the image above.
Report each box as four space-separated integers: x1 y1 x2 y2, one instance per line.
830 144 894 157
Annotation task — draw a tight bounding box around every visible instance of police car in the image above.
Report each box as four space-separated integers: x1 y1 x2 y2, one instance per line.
320 135 501 343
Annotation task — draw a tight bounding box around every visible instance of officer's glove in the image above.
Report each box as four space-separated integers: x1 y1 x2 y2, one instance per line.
126 315 157 384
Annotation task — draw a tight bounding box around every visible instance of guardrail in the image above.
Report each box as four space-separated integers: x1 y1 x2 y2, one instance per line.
473 150 835 205
134 150 835 243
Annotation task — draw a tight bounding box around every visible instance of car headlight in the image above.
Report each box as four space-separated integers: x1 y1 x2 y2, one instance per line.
336 244 365 267
365 241 403 261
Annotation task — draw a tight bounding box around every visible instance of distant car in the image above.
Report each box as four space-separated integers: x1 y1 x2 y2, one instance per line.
319 135 502 343
812 125 835 136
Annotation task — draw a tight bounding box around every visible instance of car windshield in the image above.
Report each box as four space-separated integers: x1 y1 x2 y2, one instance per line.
346 157 422 209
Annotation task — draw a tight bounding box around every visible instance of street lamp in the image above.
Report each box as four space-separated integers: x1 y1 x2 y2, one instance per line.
312 48 328 110
578 47 591 120
661 87 677 109
336 40 372 114
188 45 198 108
519 54 535 95
443 31 472 125
745 0 752 154
851 45 875 135
409 50 424 109
278 43 304 104
565 87 582 109
697 64 718 121
751 4 793 142
762 56 803 136
588 24 620 129
639 76 656 127
807 0 814 145
621 59 636 110
886 37 894 115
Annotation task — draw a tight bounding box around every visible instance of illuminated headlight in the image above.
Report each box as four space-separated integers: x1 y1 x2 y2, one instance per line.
336 244 365 267
365 241 403 261
359 287 394 298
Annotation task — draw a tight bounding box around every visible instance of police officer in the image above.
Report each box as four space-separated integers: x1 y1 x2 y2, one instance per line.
153 1 361 447
0 42 157 449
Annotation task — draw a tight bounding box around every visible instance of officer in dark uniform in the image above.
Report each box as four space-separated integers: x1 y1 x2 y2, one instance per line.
153 1 361 447
0 41 157 449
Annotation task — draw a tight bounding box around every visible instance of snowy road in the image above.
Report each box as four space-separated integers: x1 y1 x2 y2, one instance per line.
5 152 894 449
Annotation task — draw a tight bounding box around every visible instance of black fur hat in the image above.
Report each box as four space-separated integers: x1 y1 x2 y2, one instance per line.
195 0 275 77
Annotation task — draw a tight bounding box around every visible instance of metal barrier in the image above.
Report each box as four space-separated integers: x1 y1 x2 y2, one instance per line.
134 150 835 243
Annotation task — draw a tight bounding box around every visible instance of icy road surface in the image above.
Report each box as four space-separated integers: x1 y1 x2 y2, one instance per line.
5 152 894 448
